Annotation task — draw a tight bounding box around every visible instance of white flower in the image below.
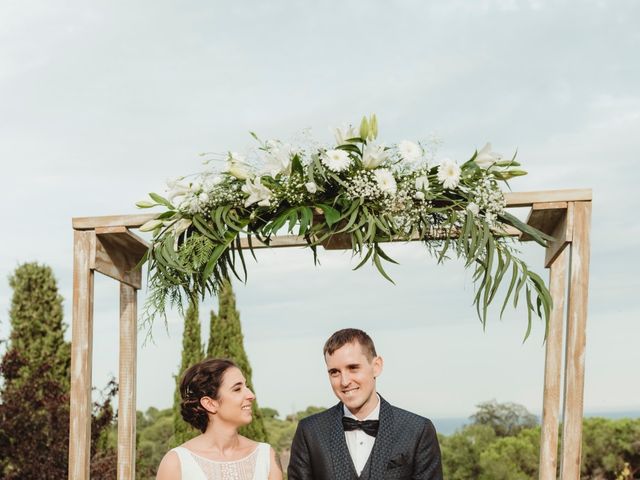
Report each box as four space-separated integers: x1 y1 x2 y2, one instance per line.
263 141 293 177
415 175 430 191
437 158 461 190
362 142 388 169
322 149 351 172
414 191 425 201
467 202 480 216
305 182 318 194
398 140 423 163
166 178 190 202
198 192 209 204
373 168 397 195
333 125 360 146
241 177 272 207
474 143 503 169
202 175 223 191
227 152 252 180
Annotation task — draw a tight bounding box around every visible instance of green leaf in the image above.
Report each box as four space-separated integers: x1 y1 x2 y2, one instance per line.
149 192 174 208
316 204 340 227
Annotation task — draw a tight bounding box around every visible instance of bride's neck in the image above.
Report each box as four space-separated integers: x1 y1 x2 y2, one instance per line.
202 421 241 453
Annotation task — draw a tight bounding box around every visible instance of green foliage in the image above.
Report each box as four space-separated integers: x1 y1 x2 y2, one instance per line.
477 427 540 480
440 424 496 480
141 120 554 339
581 417 640 479
0 262 116 479
136 408 175 480
470 399 538 437
207 280 268 442
172 300 204 446
6 262 70 387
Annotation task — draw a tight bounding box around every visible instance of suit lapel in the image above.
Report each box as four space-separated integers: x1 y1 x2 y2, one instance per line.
329 403 358 479
367 396 394 480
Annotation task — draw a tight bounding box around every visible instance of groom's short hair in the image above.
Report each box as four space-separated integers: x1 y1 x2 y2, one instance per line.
323 328 377 360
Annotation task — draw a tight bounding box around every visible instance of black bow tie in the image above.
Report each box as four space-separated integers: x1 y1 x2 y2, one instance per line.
342 416 380 437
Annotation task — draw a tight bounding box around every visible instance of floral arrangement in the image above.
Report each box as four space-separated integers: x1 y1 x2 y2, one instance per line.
138 115 553 338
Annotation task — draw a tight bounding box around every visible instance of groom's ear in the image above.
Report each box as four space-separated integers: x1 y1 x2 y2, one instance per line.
373 356 383 378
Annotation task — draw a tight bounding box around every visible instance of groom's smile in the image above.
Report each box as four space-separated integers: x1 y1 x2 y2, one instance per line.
325 341 383 419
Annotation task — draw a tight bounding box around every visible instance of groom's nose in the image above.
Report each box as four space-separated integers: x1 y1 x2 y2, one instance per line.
340 373 352 387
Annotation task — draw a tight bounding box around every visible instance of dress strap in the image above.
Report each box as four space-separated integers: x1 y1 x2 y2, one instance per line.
254 443 271 478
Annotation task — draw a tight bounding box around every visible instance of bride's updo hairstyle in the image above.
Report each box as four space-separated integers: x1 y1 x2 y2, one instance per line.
180 358 237 432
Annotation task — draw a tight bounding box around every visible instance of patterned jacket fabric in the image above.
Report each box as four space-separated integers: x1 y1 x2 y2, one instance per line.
288 396 443 480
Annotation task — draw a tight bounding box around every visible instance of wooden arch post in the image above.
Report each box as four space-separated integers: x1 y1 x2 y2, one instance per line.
69 189 591 479
69 222 149 480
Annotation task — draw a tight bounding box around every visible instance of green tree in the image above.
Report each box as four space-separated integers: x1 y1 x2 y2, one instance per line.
4 263 70 386
172 300 204 446
470 399 538 437
0 263 116 479
207 280 268 442
137 407 175 479
581 417 640 479
478 427 539 480
440 424 497 480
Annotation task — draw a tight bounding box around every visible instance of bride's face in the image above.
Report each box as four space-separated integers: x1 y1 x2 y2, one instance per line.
206 366 255 427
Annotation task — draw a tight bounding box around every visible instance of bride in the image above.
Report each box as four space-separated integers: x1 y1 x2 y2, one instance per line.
156 358 283 480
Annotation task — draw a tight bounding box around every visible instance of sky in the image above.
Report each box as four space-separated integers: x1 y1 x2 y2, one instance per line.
1 0 639 424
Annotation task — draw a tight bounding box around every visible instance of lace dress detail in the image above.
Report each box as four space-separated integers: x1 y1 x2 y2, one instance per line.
173 443 270 480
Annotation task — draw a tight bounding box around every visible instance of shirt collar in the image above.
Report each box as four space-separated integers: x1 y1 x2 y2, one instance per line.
343 393 380 421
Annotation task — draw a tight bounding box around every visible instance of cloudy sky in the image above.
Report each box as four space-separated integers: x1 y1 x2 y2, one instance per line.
1 0 639 424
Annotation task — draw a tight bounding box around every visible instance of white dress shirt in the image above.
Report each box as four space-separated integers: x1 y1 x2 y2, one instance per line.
343 395 380 475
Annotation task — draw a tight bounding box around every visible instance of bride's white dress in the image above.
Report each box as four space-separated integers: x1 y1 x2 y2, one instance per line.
172 442 271 480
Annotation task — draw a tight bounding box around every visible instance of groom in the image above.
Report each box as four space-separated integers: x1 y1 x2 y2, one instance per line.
288 328 443 480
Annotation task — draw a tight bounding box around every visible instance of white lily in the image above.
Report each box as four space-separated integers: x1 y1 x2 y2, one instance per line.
333 125 360 146
474 143 503 169
227 152 253 180
263 141 293 177
241 177 272 207
362 142 388 169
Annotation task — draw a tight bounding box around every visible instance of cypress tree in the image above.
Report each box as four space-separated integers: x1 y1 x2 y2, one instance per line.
172 300 204 446
0 262 117 478
4 262 70 386
207 280 268 442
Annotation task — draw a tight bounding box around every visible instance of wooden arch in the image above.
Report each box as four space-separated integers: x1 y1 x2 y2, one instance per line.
68 188 591 480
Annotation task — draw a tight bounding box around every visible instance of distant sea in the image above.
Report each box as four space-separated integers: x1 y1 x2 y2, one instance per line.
432 410 640 436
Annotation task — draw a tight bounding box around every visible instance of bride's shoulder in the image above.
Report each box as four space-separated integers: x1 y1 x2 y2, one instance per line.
156 449 181 480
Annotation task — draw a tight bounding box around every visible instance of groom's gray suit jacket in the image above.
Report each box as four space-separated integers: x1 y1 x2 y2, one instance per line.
287 396 443 480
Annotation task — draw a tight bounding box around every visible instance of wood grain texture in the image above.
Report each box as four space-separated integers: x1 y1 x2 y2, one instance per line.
92 227 148 288
69 230 95 480
560 202 592 480
117 283 138 480
539 247 568 480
